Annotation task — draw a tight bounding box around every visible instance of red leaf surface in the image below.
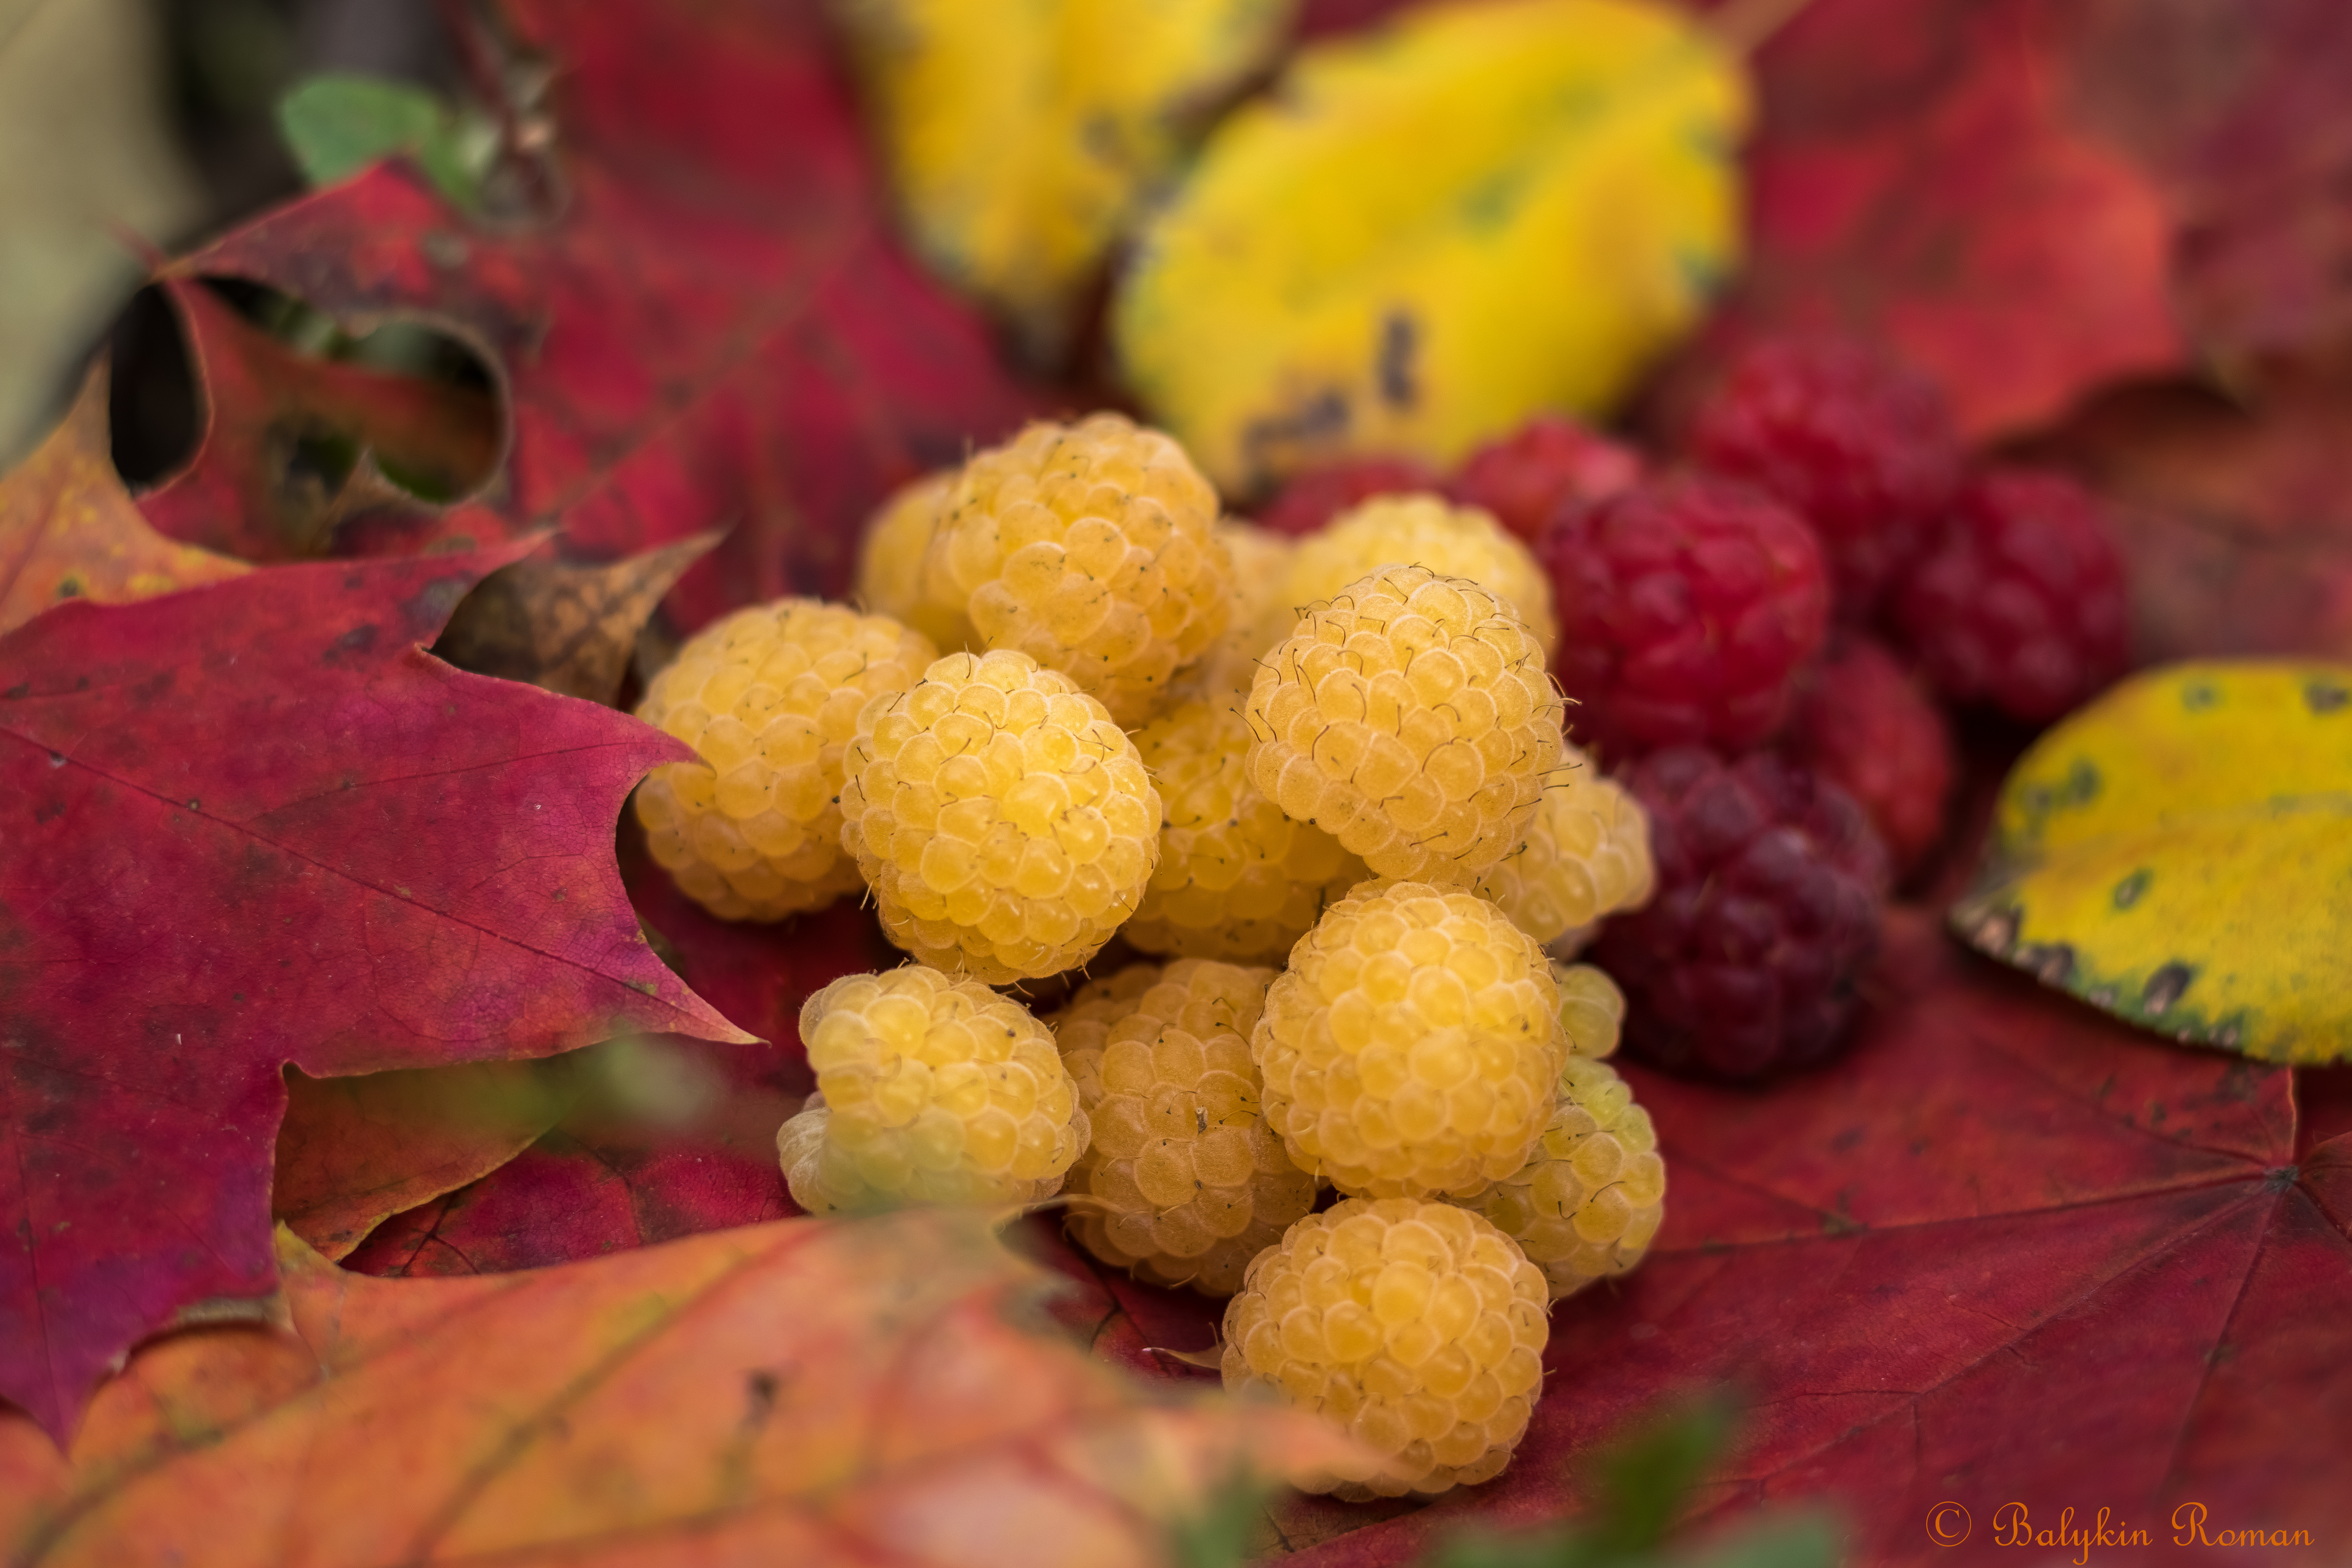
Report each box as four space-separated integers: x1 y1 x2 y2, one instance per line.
341 826 891 1277
1697 0 2182 440
147 0 1038 628
1252 913 2352 1563
2022 362 2352 664
0 551 746 1442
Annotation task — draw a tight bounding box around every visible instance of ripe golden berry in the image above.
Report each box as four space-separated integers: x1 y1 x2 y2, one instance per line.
1052 958 1317 1295
854 471 977 653
1455 1054 1663 1301
1174 518 1296 699
636 599 936 920
929 413 1232 724
1254 879 1565 1198
841 648 1161 982
1222 1196 1548 1498
1553 961 1626 1059
1472 746 1655 947
776 965 1088 1211
1262 493 1557 656
1123 698 1368 964
1245 564 1563 886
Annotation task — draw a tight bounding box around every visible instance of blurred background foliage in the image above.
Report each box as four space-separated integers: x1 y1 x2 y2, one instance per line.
0 0 451 466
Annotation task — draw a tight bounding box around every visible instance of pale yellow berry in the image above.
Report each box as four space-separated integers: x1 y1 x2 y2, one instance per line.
1452 1054 1662 1302
1173 519 1296 699
840 647 1161 982
1253 879 1566 1198
1245 563 1563 886
1221 1197 1549 1499
854 471 978 653
777 965 1088 1211
1052 959 1317 1295
1472 745 1655 947
635 599 936 920
1552 962 1626 1060
1123 698 1370 964
929 413 1232 724
1259 494 1557 656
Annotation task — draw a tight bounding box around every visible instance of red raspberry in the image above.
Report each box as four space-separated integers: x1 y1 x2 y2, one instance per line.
1890 467 2130 723
1783 635 1955 877
1449 414 1643 545
1254 456 1439 537
1542 475 1829 759
1594 747 1887 1079
1690 336 1962 615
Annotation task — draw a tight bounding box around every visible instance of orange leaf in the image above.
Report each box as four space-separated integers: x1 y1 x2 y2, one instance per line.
0 1212 1370 1564
0 365 245 638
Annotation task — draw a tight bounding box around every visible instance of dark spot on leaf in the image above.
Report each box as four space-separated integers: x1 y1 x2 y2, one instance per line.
2181 680 2220 711
2304 680 2347 714
3 683 26 699
185 799 200 811
47 753 63 768
402 573 475 636
1960 903 2019 955
2265 1165 2300 1190
2060 758 2100 806
742 1368 781 1426
2142 962 2194 1016
328 623 379 662
2111 868 2150 909
34 801 62 825
2020 943 2075 985
1377 310 1418 408
56 577 80 599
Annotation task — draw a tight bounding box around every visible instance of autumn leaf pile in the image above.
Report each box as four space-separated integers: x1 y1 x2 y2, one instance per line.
5 0 2352 1562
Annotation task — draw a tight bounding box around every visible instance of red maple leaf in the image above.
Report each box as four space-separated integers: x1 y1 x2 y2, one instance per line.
142 0 1040 628
0 550 747 1442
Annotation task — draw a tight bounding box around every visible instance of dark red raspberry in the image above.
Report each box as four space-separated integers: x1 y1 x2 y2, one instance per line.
1448 413 1643 544
1595 747 1889 1079
1890 467 2130 722
1542 474 1830 759
1784 635 1955 877
1253 456 1439 537
1690 336 1962 615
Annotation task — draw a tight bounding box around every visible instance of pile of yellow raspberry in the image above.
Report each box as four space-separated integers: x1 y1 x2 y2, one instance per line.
626 411 1675 1505
635 600 936 920
777 965 1089 1211
1222 1198 1549 1497
1259 494 1557 659
1122 698 1367 964
1051 958 1317 1294
1246 563 1564 885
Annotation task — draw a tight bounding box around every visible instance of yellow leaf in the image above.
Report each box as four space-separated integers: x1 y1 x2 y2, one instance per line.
0 363 246 638
1951 660 2352 1064
837 0 1296 363
1112 0 1748 495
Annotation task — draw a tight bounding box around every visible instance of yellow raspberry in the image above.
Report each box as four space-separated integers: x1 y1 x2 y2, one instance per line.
635 599 936 920
1123 698 1370 964
1259 494 1557 657
777 965 1089 1211
1052 959 1318 1295
1454 1054 1663 1302
841 647 1160 982
1245 564 1563 886
929 412 1233 724
1553 961 1626 1059
1447 970 1658 1299
854 471 978 654
1221 1197 1548 1498
1173 519 1296 699
1254 879 1565 1198
1472 745 1655 947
